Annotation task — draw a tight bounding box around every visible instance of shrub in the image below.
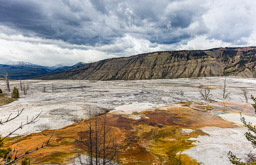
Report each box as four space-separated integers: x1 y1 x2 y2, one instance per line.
11 87 19 99
21 157 30 165
228 96 256 164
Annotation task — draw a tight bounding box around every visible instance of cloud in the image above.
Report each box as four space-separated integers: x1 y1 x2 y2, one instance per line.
0 0 207 45
0 30 111 66
0 27 173 66
203 0 256 43
0 0 255 66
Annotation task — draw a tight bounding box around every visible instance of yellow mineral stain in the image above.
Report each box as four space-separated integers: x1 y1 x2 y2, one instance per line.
213 101 255 115
2 103 237 164
135 124 207 164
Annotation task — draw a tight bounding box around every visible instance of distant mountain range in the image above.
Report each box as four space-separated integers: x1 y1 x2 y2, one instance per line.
5 61 39 66
40 47 256 80
0 62 85 79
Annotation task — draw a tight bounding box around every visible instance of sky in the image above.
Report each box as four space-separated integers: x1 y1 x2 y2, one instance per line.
0 0 256 66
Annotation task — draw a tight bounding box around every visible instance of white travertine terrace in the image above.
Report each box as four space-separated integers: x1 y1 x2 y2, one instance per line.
0 77 256 164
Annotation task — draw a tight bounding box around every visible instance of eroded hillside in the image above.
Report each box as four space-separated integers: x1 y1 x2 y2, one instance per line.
41 47 256 80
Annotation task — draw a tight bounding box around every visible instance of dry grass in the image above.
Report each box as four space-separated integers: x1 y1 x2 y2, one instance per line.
0 94 15 106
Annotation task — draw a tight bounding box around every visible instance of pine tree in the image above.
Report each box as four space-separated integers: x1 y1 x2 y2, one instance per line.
11 87 19 99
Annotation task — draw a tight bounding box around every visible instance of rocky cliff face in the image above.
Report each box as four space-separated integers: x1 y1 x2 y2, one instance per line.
41 47 256 80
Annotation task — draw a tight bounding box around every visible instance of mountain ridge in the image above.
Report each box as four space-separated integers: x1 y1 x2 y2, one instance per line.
39 47 256 80
0 62 85 79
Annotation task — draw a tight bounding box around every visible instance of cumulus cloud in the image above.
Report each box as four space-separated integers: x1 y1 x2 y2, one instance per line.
0 0 255 66
203 0 256 43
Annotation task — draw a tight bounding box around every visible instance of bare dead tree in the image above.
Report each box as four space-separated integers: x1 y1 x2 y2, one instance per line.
26 84 29 91
246 152 256 163
0 110 53 165
23 85 28 95
241 88 249 103
23 86 27 95
4 72 10 93
199 87 212 102
220 79 230 99
176 90 184 97
51 84 55 93
76 111 119 165
42 86 46 93
19 79 23 91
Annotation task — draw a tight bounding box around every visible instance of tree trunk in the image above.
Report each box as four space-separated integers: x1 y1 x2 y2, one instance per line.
5 72 10 92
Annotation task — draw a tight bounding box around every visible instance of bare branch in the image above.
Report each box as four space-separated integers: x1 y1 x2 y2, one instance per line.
220 79 230 99
4 132 53 165
199 86 212 102
0 111 42 143
0 109 24 125
76 112 119 165
176 90 184 97
0 108 52 165
241 88 249 103
246 152 256 163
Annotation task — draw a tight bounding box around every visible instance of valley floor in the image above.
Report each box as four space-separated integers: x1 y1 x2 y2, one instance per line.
0 77 256 164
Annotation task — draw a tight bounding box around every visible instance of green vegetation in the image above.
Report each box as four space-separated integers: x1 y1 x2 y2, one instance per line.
0 145 11 162
11 87 19 99
228 95 256 164
132 111 140 115
21 157 30 165
33 152 75 164
135 124 205 164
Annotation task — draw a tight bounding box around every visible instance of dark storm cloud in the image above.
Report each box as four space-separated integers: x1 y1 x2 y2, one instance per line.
0 0 209 46
89 0 108 14
0 0 256 66
0 0 96 44
0 1 52 35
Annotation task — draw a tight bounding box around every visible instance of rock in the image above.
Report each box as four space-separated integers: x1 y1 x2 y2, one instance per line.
40 47 256 80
